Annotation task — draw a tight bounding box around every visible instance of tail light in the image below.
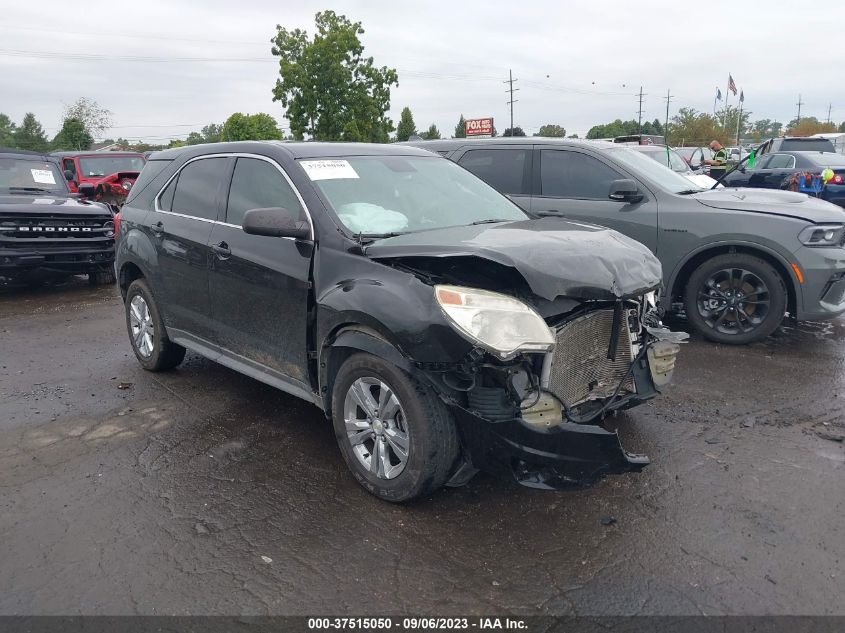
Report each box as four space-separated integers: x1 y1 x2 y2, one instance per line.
113 212 121 239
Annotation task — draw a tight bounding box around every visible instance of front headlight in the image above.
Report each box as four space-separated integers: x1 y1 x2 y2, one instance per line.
434 285 555 359
799 224 845 247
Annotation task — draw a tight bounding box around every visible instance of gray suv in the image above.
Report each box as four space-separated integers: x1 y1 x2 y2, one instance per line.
405 138 845 344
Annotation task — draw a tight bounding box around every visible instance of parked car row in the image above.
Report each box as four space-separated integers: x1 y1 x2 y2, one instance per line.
404 137 845 345
9 133 845 503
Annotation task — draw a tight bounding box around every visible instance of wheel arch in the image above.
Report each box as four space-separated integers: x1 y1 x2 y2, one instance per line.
668 242 798 317
118 260 145 299
319 325 414 417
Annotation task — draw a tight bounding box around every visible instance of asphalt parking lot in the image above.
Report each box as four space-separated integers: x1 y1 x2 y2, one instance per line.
1 277 844 616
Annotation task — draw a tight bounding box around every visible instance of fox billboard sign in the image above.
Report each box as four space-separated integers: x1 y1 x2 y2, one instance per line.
466 117 494 137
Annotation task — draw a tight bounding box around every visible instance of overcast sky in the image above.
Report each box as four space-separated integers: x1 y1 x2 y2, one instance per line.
2 0 843 142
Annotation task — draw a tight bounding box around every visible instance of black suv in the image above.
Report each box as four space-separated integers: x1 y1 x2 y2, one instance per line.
0 148 116 285
115 141 683 502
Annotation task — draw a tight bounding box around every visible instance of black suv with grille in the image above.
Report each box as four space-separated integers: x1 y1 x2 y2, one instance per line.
115 141 684 502
0 148 116 284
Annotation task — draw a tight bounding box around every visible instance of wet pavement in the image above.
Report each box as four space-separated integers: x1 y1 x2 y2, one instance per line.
1 277 844 616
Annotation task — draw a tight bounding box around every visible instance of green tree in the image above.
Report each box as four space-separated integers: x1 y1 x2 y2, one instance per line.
63 97 113 139
13 113 49 152
502 127 526 137
665 107 741 147
271 10 398 142
0 114 16 147
185 132 205 145
395 107 417 142
342 120 363 141
51 117 93 150
421 124 441 140
567 133 579 139
840 121 845 133
221 113 283 141
786 116 836 136
453 114 466 138
201 123 222 143
535 124 566 137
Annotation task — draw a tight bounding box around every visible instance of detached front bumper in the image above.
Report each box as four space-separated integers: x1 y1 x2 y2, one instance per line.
447 401 651 490
444 355 662 490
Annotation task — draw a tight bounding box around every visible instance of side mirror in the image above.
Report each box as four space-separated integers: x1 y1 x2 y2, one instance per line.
242 207 310 239
77 183 97 198
64 170 75 182
608 179 643 203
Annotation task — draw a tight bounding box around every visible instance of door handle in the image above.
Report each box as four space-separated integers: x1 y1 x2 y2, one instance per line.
212 241 231 259
150 221 164 236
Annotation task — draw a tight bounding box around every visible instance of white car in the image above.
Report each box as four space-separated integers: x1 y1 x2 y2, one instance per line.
632 145 723 189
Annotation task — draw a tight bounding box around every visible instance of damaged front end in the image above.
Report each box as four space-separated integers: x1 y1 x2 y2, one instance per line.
423 289 684 490
363 218 686 490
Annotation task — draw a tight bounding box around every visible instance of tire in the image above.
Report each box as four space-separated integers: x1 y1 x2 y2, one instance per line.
331 353 459 502
684 253 787 345
89 269 116 285
125 278 186 371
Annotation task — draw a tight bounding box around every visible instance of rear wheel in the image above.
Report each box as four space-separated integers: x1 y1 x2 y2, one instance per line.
125 279 186 371
331 353 459 502
684 253 786 344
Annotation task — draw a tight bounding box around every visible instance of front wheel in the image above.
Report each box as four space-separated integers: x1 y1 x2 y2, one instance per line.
331 353 459 502
684 253 787 344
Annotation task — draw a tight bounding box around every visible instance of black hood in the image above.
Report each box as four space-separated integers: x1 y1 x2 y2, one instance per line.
692 188 845 223
0 194 111 216
364 218 662 301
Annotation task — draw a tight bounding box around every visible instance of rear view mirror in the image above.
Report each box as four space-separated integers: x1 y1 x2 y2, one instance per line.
608 179 643 203
242 207 310 239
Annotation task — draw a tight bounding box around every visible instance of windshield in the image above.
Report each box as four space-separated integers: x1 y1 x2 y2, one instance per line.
302 155 527 235
779 139 835 152
78 155 146 177
0 158 68 193
638 148 690 173
607 147 704 194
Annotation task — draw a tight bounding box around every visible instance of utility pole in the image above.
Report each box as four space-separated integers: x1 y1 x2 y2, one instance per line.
827 103 833 125
637 86 645 133
504 69 519 134
796 94 804 124
663 89 673 140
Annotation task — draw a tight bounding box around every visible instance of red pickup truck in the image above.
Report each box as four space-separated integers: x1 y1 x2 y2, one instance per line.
52 151 146 211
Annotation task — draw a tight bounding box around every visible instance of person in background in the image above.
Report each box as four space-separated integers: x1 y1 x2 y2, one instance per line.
704 140 727 166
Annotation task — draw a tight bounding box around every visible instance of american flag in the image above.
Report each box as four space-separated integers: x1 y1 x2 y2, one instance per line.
728 75 738 96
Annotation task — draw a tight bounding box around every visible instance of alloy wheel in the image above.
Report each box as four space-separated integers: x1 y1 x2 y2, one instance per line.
343 377 410 480
696 268 770 335
129 294 155 358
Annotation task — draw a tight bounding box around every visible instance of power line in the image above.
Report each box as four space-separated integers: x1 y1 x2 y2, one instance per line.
504 69 519 133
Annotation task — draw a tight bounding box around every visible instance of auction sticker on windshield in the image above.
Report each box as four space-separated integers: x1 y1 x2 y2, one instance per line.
31 169 56 185
300 159 359 181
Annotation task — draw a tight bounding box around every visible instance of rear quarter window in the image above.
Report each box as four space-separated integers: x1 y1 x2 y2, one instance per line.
125 159 172 205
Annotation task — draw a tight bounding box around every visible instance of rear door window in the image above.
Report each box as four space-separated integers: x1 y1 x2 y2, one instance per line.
540 150 623 199
457 148 529 195
766 154 796 169
225 158 302 227
170 157 228 221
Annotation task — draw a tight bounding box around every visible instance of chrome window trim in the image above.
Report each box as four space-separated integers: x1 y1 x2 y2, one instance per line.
153 152 315 240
